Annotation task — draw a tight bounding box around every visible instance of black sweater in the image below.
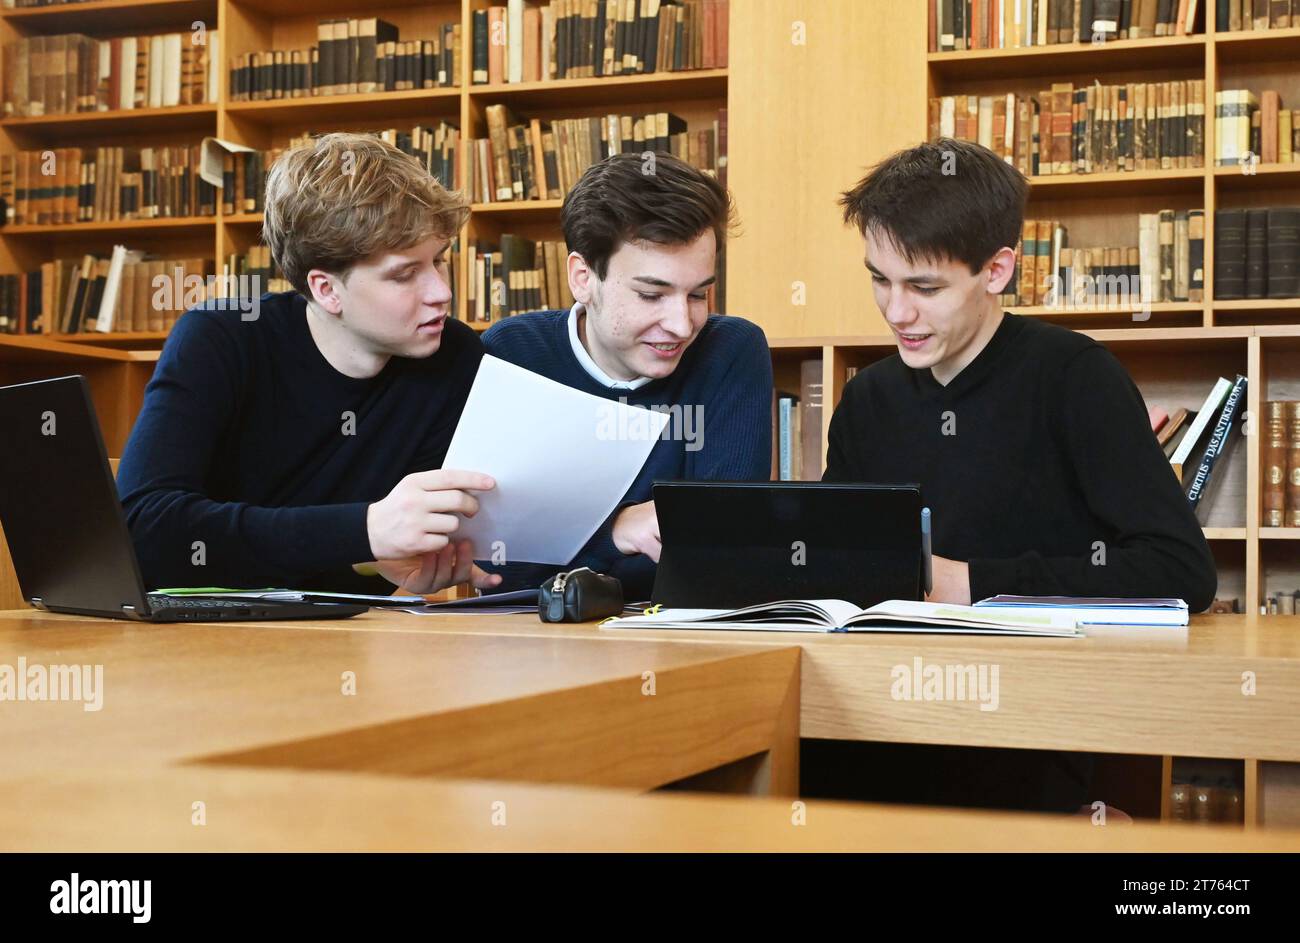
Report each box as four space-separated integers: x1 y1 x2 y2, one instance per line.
117 292 483 592
824 312 1218 611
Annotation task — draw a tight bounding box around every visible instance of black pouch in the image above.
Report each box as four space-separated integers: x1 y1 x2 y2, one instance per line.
538 567 623 622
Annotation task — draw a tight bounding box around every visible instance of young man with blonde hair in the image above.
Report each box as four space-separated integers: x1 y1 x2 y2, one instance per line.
118 132 501 595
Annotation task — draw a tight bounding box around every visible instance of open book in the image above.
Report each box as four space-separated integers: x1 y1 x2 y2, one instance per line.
601 599 1081 637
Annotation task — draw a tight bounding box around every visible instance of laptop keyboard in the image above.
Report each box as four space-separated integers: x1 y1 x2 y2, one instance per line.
147 595 258 609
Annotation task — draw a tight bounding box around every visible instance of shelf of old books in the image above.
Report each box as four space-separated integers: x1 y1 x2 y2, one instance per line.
0 0 730 342
2 0 218 35
458 0 729 328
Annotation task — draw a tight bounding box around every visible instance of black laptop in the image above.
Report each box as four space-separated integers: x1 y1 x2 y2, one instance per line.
651 481 925 609
0 375 367 622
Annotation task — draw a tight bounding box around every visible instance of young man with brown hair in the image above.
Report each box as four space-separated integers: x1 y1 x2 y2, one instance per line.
805 137 1217 814
828 137 1215 609
482 152 772 597
117 132 501 596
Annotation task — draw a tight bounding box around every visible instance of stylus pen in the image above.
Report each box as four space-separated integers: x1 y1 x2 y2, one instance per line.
921 507 933 597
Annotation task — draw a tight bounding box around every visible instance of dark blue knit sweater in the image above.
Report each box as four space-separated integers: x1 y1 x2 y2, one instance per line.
117 292 483 592
482 309 773 597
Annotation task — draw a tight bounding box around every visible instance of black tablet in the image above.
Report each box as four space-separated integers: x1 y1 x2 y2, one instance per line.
651 481 924 609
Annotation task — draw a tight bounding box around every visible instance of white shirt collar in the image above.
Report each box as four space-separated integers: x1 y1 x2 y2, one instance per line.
566 302 653 390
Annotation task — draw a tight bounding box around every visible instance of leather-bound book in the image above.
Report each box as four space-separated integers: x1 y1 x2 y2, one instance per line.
1214 208 1247 298
1245 207 1269 298
1267 207 1300 298
1188 209 1205 301
1264 401 1287 527
1288 402 1300 527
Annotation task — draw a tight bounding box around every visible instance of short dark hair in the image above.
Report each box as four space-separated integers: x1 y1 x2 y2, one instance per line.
838 138 1028 274
561 152 734 279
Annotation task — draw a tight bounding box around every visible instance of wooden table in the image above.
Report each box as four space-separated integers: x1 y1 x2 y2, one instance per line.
4 765 1298 852
272 610 1300 760
254 608 1300 827
0 610 799 794
7 607 1300 844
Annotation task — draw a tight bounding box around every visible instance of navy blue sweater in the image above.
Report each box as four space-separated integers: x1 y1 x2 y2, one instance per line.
482 309 773 597
117 292 483 592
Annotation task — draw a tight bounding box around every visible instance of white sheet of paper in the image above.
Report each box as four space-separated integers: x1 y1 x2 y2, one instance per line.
441 355 670 565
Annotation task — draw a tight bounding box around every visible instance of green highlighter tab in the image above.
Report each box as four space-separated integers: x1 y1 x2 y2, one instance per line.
152 587 283 596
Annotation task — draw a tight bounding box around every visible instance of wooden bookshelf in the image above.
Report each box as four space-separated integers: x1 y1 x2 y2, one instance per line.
1260 528 1300 540
3 217 217 235
46 331 170 345
1 0 218 34
1215 163 1300 188
0 103 218 141
1216 298 1300 311
1214 24 1300 61
927 32 1207 81
223 86 461 123
0 0 730 427
467 67 727 106
1025 167 1205 196
470 198 565 214
1203 527 1249 540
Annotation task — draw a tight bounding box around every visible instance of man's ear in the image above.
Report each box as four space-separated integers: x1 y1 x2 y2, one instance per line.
306 269 344 316
567 251 596 305
984 246 1018 296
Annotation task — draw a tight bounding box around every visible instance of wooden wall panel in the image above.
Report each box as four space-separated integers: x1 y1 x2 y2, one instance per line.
726 0 927 339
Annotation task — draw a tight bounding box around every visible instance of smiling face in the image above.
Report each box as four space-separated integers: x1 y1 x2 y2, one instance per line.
569 230 717 381
864 227 1015 386
313 233 455 360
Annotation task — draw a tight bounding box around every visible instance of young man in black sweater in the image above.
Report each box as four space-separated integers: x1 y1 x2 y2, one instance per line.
807 138 1217 813
117 133 501 597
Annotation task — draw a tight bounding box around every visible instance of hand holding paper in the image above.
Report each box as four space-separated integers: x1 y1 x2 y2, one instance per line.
441 356 669 565
366 468 496 560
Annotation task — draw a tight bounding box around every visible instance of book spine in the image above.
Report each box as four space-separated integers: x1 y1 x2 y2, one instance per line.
473 10 489 83
1263 401 1288 527
1245 207 1269 298
1187 375 1247 507
1158 208 1175 301
799 359 823 481
778 397 793 481
1267 207 1300 298
1214 209 1247 298
1282 399 1300 529
1174 209 1190 300
1188 209 1205 301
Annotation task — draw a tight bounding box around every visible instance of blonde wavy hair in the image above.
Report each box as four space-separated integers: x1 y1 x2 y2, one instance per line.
261 131 469 297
